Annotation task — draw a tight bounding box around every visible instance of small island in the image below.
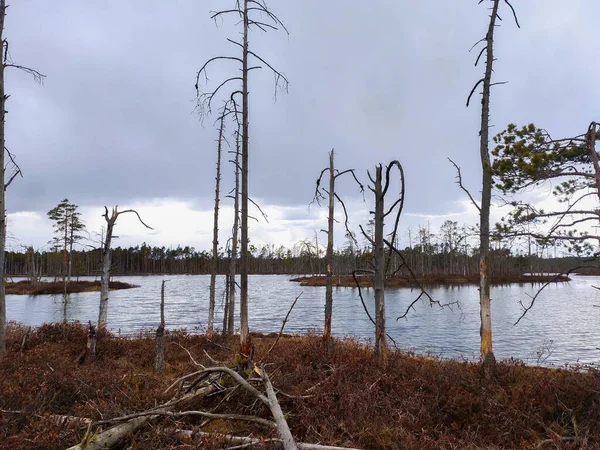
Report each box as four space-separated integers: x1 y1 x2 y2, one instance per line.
5 280 139 295
291 273 571 288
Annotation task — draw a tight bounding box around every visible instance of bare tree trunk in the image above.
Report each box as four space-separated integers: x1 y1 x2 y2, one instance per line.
98 207 152 328
324 150 335 344
98 213 115 328
228 131 241 336
373 166 387 366
68 213 74 283
479 0 500 377
240 0 250 353
155 280 166 373
86 321 96 361
208 109 226 335
0 1 7 354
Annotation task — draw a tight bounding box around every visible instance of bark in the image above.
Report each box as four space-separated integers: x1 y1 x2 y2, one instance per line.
240 0 250 353
209 109 226 334
68 213 74 282
98 210 115 328
262 369 298 450
228 130 240 335
373 166 387 366
479 0 500 376
0 0 7 354
324 151 335 344
155 280 166 373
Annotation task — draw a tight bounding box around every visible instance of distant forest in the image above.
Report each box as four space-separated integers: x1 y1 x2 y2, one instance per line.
5 237 590 279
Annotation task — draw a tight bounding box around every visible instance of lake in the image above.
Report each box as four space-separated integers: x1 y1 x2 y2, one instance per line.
6 274 600 366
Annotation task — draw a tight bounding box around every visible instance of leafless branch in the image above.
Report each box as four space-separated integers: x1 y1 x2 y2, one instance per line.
268 292 302 354
249 197 269 222
514 265 596 325
448 158 481 213
5 64 45 84
466 78 484 107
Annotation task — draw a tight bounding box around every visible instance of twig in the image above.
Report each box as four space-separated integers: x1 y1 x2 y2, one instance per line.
268 292 303 354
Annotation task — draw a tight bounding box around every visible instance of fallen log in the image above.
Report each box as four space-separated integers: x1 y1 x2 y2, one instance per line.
66 383 216 450
175 429 363 450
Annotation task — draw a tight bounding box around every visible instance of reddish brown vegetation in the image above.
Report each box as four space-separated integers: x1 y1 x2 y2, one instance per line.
5 280 138 295
291 274 571 288
1 322 599 449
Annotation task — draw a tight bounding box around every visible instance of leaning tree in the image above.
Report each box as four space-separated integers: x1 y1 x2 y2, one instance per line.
195 0 288 353
0 0 44 354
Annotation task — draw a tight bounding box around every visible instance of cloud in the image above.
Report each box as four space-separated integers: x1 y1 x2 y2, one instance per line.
4 1 600 250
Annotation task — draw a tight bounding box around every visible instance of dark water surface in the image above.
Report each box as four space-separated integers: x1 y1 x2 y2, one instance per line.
6 274 600 366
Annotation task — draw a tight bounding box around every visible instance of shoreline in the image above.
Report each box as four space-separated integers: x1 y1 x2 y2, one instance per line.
5 280 139 295
290 273 572 287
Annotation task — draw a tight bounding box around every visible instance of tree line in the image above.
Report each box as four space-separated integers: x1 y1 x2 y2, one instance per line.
5 227 583 279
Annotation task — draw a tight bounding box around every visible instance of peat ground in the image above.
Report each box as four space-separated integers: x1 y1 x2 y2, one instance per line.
1 322 599 449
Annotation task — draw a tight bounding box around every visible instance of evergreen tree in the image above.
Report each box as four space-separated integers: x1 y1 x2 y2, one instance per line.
47 199 86 282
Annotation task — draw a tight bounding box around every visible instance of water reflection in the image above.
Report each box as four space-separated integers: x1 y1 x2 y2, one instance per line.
6 274 600 366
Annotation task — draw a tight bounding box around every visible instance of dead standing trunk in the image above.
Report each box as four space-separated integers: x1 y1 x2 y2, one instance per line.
228 129 241 336
312 150 362 346
324 151 335 343
155 279 167 373
98 206 152 328
478 0 500 376
466 0 519 376
0 0 5 354
0 4 43 352
208 108 226 334
195 0 288 353
373 165 386 365
239 0 250 353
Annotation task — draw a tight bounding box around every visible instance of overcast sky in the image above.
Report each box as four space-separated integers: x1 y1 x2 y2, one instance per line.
4 1 600 252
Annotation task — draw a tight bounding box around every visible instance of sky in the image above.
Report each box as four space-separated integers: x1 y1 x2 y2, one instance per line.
4 1 600 253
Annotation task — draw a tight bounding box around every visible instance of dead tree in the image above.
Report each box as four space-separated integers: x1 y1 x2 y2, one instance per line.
354 161 446 366
312 149 362 345
155 280 168 373
225 126 240 336
464 0 519 378
196 0 288 353
98 206 153 328
356 162 405 365
0 0 44 354
208 103 230 334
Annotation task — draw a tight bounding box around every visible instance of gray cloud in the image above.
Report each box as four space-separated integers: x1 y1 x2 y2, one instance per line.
4 1 600 246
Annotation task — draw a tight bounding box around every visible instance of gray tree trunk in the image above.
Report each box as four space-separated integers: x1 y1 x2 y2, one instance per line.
479 0 500 376
67 214 74 282
240 0 250 353
0 0 7 354
98 211 115 328
373 165 386 365
324 150 335 344
98 207 152 328
228 132 241 335
208 109 225 334
155 280 166 373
